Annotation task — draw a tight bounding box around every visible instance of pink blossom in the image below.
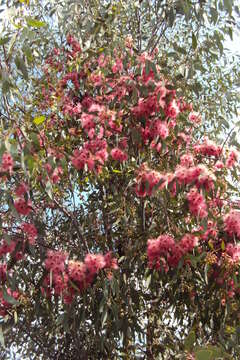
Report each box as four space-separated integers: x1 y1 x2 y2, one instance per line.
90 73 103 86
188 111 201 124
68 260 87 285
187 188 208 218
15 183 28 197
112 59 123 74
166 100 180 119
22 223 37 245
104 252 118 270
226 243 240 262
193 139 222 158
1 152 13 172
111 148 128 162
180 234 198 254
226 149 239 168
180 154 194 168
45 250 68 274
14 198 32 216
224 210 240 238
51 167 63 184
135 166 166 197
98 54 108 68
151 121 169 139
84 253 106 275
0 240 16 257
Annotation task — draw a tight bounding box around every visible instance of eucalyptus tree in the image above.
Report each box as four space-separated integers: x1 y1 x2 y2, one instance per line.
0 1 239 360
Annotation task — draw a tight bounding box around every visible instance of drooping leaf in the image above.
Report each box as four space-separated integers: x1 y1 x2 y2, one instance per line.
15 56 28 80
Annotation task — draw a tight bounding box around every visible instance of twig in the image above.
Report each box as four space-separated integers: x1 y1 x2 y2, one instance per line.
40 181 89 252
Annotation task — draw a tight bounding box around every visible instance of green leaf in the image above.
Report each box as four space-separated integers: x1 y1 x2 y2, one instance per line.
26 18 46 28
15 56 28 80
33 115 45 125
146 274 151 288
45 180 53 200
26 155 35 173
112 169 121 173
101 307 108 328
210 7 218 24
184 330 196 351
168 7 175 27
192 33 197 50
22 45 33 63
224 0 232 14
0 37 10 46
173 44 187 55
1 73 12 94
145 60 151 75
221 240 225 251
0 326 4 348
69 279 80 292
195 350 213 360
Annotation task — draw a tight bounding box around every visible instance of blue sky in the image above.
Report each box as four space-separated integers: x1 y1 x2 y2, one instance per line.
225 28 240 55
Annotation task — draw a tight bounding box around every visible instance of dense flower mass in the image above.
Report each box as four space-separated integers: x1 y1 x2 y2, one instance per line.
135 164 166 197
42 250 118 303
0 33 240 352
22 223 38 245
224 210 240 238
187 188 208 218
14 198 32 216
147 234 198 272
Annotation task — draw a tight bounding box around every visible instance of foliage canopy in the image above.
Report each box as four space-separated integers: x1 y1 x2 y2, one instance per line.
0 1 240 359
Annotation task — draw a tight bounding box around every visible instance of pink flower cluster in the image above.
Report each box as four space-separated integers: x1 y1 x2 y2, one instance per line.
226 149 239 168
131 83 171 119
43 250 118 304
0 288 19 316
200 220 218 241
188 111 201 124
174 164 215 191
22 223 38 245
187 188 208 218
226 243 240 262
1 152 14 173
135 165 166 197
112 58 123 74
62 97 82 116
111 148 128 162
174 165 201 185
165 99 180 119
45 250 68 274
193 139 222 158
71 139 108 172
66 34 81 58
14 198 32 216
60 71 79 90
51 166 63 184
0 264 7 284
135 161 215 199
180 153 194 168
147 234 198 271
224 210 240 238
15 182 28 197
150 120 169 140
